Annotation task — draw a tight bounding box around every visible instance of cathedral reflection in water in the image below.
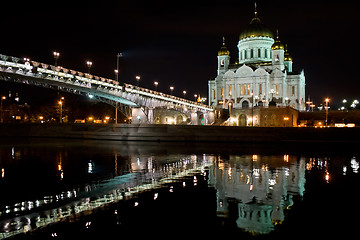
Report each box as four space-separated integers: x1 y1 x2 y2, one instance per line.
209 155 306 234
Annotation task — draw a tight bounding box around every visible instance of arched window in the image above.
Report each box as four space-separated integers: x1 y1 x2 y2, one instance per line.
242 101 249 109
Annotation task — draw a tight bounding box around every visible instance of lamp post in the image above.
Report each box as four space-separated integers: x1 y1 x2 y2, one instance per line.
114 53 122 124
58 97 64 123
251 91 254 126
116 53 122 82
325 98 330 127
53 52 60 67
194 94 198 102
135 75 141 89
1 96 6 123
170 86 174 95
183 90 187 99
154 81 158 91
270 89 275 102
86 61 92 74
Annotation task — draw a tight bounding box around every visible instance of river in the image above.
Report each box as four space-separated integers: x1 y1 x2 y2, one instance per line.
0 139 359 239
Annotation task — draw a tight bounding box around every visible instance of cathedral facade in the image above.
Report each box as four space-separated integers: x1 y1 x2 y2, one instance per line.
208 5 306 113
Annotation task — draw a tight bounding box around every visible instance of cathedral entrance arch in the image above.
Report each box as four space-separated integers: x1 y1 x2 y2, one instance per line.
239 114 247 126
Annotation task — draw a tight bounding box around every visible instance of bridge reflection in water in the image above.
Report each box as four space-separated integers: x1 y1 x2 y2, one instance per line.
0 150 213 239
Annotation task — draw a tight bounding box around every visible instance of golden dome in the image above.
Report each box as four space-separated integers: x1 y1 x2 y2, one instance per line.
239 3 274 40
271 30 285 50
218 37 230 56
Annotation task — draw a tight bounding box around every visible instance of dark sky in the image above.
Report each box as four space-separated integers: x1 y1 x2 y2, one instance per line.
1 0 360 107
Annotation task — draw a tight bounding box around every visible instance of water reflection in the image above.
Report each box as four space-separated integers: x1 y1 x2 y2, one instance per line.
1 140 360 239
209 155 305 234
0 142 214 239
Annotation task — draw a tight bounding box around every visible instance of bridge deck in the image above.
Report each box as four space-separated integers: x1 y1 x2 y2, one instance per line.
0 54 213 111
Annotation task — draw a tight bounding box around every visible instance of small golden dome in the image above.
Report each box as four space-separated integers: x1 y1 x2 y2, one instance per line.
284 44 292 61
271 30 285 50
218 37 230 56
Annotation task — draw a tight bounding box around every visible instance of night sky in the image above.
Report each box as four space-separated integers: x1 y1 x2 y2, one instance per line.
1 0 360 107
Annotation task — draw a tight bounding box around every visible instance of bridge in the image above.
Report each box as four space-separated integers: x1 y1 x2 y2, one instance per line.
0 54 214 125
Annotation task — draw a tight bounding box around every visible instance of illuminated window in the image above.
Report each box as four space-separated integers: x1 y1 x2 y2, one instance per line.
259 84 262 94
221 88 223 98
229 85 232 96
246 84 250 95
213 90 216 99
276 85 279 95
240 85 244 95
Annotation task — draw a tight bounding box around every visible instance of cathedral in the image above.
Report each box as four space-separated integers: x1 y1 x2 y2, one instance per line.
208 3 306 119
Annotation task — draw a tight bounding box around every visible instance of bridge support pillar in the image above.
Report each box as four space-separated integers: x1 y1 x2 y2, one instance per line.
131 107 154 124
147 108 154 124
131 107 149 124
190 110 215 125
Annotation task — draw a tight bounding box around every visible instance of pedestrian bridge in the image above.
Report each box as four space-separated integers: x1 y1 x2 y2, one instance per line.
0 54 214 125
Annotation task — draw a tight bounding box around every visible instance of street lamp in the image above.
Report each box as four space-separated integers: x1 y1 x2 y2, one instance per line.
183 90 187 99
194 94 198 102
325 98 330 127
53 52 60 67
306 99 313 111
269 89 275 102
115 53 122 82
1 96 6 123
170 86 174 95
251 91 254 126
58 97 64 123
114 53 122 125
135 75 141 89
86 61 93 74
154 81 158 91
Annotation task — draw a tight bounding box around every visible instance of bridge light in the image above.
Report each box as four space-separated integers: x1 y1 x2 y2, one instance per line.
135 75 141 88
154 81 158 91
170 86 174 95
53 52 60 66
86 61 93 74
88 94 94 99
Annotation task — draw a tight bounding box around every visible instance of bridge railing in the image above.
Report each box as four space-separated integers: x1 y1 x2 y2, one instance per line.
0 53 213 111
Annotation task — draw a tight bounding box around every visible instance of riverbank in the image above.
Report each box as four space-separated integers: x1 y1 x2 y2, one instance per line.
0 123 359 143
